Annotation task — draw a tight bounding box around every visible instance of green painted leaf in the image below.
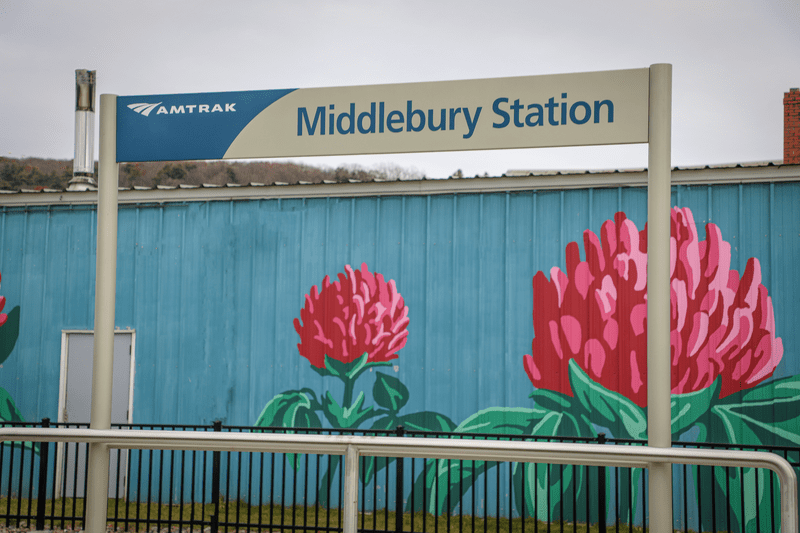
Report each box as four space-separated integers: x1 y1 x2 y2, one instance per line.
322 390 375 428
373 372 409 412
398 411 457 432
0 307 21 366
671 377 720 437
409 406 588 516
407 455 489 515
612 467 643 526
513 461 590 522
0 387 25 424
327 353 366 379
731 373 800 405
513 408 596 521
528 388 573 411
253 389 321 470
317 455 341 508
313 353 392 380
364 411 456 487
0 387 38 455
453 406 543 435
530 409 589 439
568 359 647 440
254 388 321 429
693 462 780 533
693 376 800 532
710 375 800 447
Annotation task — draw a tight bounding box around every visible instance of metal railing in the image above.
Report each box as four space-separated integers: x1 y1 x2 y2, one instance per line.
1 426 797 533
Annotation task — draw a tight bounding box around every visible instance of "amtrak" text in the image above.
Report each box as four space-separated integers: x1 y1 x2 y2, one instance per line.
154 103 237 115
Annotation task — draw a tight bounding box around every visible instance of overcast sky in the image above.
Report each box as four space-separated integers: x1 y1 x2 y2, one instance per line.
1 0 798 178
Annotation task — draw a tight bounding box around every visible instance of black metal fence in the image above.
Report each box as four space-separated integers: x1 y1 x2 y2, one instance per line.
1 419 798 533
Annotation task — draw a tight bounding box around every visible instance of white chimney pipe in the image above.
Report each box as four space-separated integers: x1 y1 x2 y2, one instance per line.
69 69 97 191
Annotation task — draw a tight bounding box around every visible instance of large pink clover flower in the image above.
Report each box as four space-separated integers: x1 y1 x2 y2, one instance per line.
523 207 783 407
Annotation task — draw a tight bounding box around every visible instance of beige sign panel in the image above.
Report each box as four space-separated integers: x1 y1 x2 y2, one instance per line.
223 68 649 159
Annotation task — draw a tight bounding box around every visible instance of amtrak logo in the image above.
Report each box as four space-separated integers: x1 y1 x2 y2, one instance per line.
127 101 236 117
127 102 162 116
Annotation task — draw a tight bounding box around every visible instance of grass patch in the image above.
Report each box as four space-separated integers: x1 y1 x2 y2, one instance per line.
0 496 645 533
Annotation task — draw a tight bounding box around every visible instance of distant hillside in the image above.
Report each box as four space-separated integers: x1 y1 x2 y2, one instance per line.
0 157 425 190
0 158 74 190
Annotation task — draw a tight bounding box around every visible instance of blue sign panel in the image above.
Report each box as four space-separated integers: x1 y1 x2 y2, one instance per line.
117 89 296 162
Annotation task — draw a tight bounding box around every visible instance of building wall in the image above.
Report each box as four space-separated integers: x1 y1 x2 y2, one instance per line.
0 182 797 440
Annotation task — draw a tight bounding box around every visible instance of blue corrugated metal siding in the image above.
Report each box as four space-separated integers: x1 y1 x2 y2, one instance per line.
0 183 797 436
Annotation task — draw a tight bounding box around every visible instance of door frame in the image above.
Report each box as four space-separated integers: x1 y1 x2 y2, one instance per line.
55 329 136 498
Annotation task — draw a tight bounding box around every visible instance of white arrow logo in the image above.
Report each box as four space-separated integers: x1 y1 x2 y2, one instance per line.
127 102 162 117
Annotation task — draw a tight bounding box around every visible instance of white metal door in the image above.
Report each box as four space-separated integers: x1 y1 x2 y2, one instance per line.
57 330 135 498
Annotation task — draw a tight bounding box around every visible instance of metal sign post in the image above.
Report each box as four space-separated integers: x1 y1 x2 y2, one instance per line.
84 93 119 533
88 65 672 532
647 63 673 533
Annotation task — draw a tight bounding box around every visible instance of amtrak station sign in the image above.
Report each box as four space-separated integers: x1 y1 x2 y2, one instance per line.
90 65 678 533
116 68 650 162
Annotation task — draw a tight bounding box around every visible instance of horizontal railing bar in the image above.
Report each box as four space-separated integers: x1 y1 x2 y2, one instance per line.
7 420 800 451
1 427 797 533
0 428 792 469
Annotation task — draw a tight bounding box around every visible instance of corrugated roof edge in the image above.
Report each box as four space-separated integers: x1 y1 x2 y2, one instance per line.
505 160 780 176
1 161 797 207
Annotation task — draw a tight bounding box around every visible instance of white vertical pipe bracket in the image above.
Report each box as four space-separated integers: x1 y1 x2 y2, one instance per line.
647 63 673 533
85 93 119 533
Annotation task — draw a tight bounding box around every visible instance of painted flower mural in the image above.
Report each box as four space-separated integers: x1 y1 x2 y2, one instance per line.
256 263 454 505
522 207 784 407
294 263 409 368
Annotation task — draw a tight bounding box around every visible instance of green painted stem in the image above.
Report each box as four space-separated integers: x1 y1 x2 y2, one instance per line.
342 378 355 410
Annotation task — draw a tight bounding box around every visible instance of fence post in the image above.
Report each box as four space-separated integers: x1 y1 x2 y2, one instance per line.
598 433 607 533
395 425 405 533
36 418 50 531
211 421 222 533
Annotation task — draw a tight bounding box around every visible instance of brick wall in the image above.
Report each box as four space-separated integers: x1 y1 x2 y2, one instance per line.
785 88 800 164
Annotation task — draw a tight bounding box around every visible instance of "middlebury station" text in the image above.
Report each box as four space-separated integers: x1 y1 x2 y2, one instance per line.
297 94 614 140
